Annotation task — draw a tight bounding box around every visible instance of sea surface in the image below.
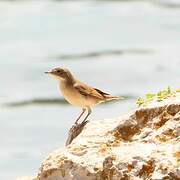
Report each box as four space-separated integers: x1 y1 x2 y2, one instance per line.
0 0 180 179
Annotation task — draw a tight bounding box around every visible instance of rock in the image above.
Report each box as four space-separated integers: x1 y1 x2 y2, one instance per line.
35 95 179 179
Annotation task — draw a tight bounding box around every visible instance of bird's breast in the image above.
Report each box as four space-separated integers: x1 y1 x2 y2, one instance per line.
59 81 97 107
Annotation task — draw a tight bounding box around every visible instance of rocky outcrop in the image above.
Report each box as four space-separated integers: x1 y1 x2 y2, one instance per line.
29 96 180 179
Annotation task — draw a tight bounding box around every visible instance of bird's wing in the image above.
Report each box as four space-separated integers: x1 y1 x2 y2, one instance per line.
74 82 105 100
93 88 110 97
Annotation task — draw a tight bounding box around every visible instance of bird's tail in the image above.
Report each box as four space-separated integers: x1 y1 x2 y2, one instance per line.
104 95 124 101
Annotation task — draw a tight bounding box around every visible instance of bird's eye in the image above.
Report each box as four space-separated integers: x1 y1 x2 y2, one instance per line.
57 70 60 73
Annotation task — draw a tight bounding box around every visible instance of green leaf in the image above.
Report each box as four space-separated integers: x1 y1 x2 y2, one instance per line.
176 88 180 92
167 86 171 94
145 93 156 99
136 98 145 106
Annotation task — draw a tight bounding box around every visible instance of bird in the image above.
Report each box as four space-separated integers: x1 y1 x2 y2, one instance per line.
45 67 123 124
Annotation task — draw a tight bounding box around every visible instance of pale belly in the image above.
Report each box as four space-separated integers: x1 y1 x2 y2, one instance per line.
59 82 97 107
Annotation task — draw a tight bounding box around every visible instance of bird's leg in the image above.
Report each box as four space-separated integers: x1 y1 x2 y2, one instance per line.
75 108 86 124
82 107 92 122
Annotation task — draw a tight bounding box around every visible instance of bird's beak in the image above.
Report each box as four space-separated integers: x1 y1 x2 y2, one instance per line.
44 71 50 74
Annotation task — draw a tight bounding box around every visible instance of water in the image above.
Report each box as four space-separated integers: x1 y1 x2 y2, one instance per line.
0 0 180 179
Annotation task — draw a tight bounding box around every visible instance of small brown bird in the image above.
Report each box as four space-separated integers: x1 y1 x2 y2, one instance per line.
45 67 123 124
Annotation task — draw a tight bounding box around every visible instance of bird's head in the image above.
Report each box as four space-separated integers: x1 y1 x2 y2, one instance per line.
45 67 73 81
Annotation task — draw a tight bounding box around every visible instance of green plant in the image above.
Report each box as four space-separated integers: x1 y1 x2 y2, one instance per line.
136 87 178 107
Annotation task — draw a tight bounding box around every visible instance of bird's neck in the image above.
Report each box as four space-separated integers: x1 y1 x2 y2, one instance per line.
60 73 76 85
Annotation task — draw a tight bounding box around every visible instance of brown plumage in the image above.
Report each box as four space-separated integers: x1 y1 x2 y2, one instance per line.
74 81 120 101
45 67 123 124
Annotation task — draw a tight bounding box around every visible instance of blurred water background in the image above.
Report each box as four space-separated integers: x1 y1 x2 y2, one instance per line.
0 0 180 179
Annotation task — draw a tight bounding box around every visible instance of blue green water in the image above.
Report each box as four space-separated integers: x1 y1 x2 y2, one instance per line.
0 0 180 179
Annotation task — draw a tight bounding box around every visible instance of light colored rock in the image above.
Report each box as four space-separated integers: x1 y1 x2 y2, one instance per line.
35 95 180 180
